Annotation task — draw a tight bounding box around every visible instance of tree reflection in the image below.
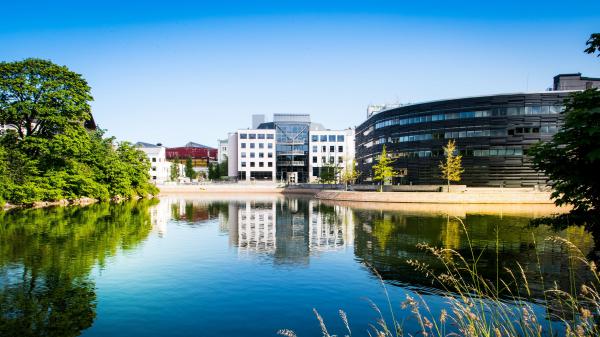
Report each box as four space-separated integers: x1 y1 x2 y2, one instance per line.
352 209 596 299
0 200 156 337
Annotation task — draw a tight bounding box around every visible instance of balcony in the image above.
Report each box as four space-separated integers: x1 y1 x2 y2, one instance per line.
277 161 305 166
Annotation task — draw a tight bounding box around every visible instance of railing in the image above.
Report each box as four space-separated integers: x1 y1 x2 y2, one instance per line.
277 161 305 166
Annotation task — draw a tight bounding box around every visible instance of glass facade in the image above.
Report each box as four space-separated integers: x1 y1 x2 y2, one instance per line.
355 92 572 187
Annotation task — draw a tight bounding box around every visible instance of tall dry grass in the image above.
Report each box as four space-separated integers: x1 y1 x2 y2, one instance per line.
279 218 600 337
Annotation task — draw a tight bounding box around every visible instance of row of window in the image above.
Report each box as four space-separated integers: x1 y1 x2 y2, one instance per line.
374 105 564 130
241 161 274 168
311 134 345 142
239 133 275 139
311 145 344 153
240 142 274 149
365 124 560 147
240 152 274 158
362 146 525 163
312 156 345 164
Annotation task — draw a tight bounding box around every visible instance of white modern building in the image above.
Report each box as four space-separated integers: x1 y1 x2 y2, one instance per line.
229 129 277 182
225 114 355 183
135 142 172 184
308 128 355 183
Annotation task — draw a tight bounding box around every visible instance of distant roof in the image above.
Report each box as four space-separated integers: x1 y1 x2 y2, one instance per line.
185 142 212 148
134 141 160 148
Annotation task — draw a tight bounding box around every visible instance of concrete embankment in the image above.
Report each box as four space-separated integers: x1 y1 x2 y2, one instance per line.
313 189 556 204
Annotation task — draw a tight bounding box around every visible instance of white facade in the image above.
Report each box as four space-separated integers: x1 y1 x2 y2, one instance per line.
232 129 277 182
217 138 228 163
227 133 238 178
135 142 171 184
308 128 355 183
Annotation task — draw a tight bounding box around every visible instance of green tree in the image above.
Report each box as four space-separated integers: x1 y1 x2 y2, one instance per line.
340 159 360 190
0 59 157 204
185 157 196 180
0 58 92 141
372 145 397 191
439 139 464 192
585 33 600 57
170 160 180 181
318 162 339 184
529 89 600 212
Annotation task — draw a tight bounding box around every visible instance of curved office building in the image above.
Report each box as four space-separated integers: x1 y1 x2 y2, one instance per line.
355 91 574 187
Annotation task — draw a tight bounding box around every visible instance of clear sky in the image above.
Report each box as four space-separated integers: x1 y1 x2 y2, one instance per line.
1 1 598 147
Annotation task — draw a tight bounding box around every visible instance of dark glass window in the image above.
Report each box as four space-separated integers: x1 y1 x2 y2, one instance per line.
320 135 327 141
241 143 246 148
312 135 318 142
338 146 343 152
337 135 344 142
258 134 265 139
330 146 335 152
312 156 317 163
328 135 336 142
267 134 274 139
249 134 256 139
240 133 248 139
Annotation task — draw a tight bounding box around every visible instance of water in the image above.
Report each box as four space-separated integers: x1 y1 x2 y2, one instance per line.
0 196 595 336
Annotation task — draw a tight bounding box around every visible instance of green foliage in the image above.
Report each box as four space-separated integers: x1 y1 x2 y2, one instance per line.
340 159 360 189
170 160 180 181
185 157 197 180
438 139 464 191
372 145 397 190
0 58 93 140
530 89 600 212
0 59 157 204
585 33 600 57
318 162 339 184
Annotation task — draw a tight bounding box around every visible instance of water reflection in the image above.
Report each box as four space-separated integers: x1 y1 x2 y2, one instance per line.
0 196 596 336
163 197 595 299
0 200 157 337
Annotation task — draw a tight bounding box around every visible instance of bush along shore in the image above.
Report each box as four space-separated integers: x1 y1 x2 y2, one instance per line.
0 59 158 208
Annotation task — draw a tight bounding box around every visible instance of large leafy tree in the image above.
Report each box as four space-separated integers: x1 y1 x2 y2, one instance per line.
439 139 464 192
0 58 92 140
0 58 157 204
529 89 600 212
340 159 360 190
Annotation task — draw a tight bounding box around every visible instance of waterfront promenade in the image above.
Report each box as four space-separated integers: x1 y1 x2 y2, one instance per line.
158 183 561 205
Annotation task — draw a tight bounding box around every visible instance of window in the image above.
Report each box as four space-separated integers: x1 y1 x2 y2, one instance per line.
268 162 273 167
321 156 326 163
328 135 336 142
330 146 335 152
152 157 156 162
152 167 156 171
337 135 344 142
250 143 255 149
320 135 327 141
241 162 246 167
329 156 334 164
322 146 326 152
268 143 273 149
338 156 343 163
250 162 255 167
267 134 274 139
259 143 264 149
249 133 256 139
312 146 318 152
258 134 265 139
241 143 246 148
312 156 317 163
268 153 273 158
240 133 248 139
338 146 343 152
152 176 156 180
250 152 255 158
241 152 246 158
259 153 264 158
312 135 318 142
259 162 264 167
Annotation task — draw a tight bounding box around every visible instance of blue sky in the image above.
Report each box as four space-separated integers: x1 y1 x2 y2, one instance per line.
1 1 598 146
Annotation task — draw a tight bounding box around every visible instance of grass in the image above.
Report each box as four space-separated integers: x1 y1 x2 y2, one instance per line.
279 218 600 337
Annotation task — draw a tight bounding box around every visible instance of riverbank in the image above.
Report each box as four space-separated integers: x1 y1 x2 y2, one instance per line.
158 184 559 205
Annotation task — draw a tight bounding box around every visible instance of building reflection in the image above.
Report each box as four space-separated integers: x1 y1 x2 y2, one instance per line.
223 198 355 265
